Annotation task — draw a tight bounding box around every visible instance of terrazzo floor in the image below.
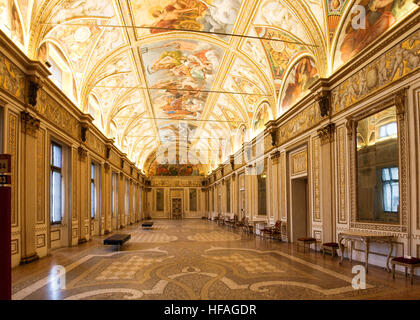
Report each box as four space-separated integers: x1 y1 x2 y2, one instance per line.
11 220 420 300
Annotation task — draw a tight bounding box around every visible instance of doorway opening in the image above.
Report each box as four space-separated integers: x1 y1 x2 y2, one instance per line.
290 177 309 243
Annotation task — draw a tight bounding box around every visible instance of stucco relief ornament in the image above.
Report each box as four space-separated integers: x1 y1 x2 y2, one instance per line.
315 91 330 118
270 127 277 147
81 125 88 143
27 75 44 107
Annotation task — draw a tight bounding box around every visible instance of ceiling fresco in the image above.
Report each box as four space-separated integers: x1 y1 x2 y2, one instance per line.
0 0 417 174
140 39 224 120
132 0 242 39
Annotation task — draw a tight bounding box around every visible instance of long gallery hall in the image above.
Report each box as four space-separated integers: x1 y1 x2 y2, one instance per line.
0 0 420 301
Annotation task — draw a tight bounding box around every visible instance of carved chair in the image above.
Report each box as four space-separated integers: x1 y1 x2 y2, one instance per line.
235 216 245 228
243 217 254 234
262 220 282 240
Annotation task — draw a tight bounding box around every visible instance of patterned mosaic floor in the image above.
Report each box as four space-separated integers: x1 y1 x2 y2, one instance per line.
12 220 420 300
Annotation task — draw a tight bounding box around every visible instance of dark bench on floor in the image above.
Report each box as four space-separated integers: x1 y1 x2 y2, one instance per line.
104 234 131 250
142 221 154 229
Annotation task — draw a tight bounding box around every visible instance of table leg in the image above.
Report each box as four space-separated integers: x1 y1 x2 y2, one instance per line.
364 240 370 274
339 236 345 264
385 240 393 273
350 240 353 263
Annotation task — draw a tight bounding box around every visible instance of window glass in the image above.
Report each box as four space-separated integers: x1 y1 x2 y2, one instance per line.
91 163 96 219
50 143 63 224
51 171 62 223
379 122 397 138
381 167 399 213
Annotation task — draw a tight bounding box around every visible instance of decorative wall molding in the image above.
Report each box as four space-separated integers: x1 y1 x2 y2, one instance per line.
312 137 321 222
336 126 347 224
290 149 308 176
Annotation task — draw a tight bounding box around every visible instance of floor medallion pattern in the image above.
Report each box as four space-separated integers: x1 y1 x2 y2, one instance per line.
11 220 420 300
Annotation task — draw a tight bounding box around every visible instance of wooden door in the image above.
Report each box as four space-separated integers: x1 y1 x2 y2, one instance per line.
172 198 182 219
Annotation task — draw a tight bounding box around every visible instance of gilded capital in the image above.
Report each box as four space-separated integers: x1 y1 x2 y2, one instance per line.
21 111 40 137
77 146 88 160
394 88 407 120
317 123 336 145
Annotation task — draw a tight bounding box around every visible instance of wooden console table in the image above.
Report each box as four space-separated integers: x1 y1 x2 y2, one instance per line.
338 231 394 273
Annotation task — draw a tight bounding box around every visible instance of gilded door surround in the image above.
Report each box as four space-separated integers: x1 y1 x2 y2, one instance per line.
346 88 409 233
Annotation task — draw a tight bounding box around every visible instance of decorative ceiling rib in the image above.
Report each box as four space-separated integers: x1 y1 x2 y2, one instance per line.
0 0 416 174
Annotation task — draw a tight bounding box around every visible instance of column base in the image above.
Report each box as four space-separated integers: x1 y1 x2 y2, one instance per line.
20 253 39 265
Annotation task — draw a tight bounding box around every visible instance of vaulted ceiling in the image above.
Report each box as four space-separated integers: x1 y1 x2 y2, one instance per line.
0 0 416 174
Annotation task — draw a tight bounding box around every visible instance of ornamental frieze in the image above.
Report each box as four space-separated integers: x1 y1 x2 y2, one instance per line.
331 29 420 114
0 52 25 101
151 179 203 188
278 102 321 145
35 89 79 139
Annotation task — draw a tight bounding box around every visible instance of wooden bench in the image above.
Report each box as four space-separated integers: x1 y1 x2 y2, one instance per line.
391 257 420 285
297 237 317 253
322 242 340 257
142 221 154 229
104 234 131 250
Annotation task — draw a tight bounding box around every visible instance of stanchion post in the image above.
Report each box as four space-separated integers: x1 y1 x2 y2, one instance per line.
0 154 12 300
